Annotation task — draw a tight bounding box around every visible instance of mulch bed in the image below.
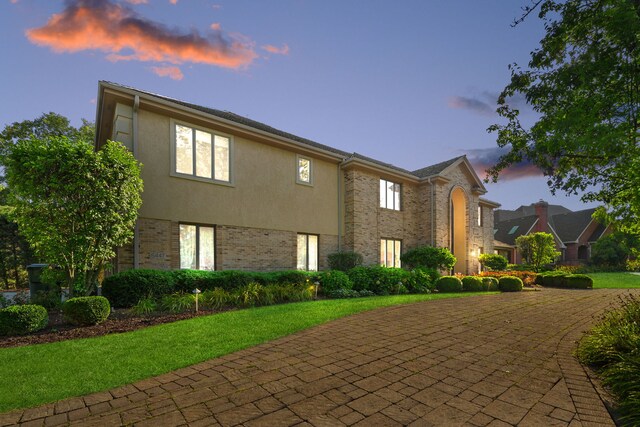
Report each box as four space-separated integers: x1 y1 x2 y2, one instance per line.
0 308 223 349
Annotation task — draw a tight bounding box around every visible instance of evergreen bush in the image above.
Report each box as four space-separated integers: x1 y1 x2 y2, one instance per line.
0 304 48 336
62 296 110 325
435 276 463 293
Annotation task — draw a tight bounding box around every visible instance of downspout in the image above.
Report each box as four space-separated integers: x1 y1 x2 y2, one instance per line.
337 162 342 251
427 177 434 246
133 95 140 269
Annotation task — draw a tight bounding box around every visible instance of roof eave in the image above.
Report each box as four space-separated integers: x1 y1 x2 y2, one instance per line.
341 157 420 182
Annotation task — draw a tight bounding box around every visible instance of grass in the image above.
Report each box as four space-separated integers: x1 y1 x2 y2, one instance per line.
577 294 640 425
588 272 640 289
0 292 493 413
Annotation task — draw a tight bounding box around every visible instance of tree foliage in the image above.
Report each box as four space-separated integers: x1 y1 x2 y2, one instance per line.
400 246 456 271
3 136 143 296
478 253 509 271
590 231 639 267
515 232 560 272
488 0 640 233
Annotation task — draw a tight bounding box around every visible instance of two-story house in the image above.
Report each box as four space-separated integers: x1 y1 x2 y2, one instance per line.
95 81 499 275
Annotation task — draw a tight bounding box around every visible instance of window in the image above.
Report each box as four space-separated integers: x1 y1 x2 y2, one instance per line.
380 239 402 268
180 224 215 270
380 179 401 210
297 234 318 271
296 155 313 185
508 225 519 235
173 122 230 183
477 206 483 227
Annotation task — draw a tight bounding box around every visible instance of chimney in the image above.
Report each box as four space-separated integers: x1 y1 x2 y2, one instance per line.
534 199 549 232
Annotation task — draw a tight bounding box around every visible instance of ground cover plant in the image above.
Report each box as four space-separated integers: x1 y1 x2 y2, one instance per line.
578 294 640 425
0 292 494 412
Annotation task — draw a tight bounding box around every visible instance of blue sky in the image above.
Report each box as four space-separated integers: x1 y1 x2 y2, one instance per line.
0 0 597 211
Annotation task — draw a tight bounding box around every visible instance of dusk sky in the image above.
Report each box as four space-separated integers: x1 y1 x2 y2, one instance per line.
1 0 598 211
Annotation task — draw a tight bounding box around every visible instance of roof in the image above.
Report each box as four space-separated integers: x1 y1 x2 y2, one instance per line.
412 156 464 178
549 208 597 242
493 214 538 246
494 203 571 223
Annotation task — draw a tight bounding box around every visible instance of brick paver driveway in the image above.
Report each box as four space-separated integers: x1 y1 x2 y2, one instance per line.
3 288 636 426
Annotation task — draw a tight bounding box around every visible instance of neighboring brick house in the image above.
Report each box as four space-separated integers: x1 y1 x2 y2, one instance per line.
493 200 610 265
95 81 499 275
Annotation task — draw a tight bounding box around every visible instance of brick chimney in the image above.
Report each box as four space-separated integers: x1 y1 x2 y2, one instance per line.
534 200 549 232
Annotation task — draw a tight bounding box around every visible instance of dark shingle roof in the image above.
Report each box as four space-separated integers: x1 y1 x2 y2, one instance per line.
549 208 597 242
412 156 464 178
493 215 538 246
100 81 472 181
587 223 607 242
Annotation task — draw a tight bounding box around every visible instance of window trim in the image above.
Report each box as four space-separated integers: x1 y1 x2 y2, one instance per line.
179 223 216 271
296 154 313 186
297 233 319 271
379 179 401 211
170 119 234 186
380 238 402 268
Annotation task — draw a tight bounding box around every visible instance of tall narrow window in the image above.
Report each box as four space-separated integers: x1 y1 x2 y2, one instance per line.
297 156 312 185
297 233 318 271
379 179 401 210
173 122 231 183
380 239 401 268
477 206 483 226
180 224 215 270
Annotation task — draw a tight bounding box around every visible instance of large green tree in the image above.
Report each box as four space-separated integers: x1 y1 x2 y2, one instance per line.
515 232 561 271
488 0 640 233
3 135 143 296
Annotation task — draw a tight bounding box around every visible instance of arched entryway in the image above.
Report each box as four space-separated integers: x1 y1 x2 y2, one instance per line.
450 187 467 273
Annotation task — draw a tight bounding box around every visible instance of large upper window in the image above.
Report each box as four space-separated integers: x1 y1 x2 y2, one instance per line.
297 233 318 271
180 224 215 270
173 122 230 182
297 155 313 185
380 239 401 268
380 179 401 210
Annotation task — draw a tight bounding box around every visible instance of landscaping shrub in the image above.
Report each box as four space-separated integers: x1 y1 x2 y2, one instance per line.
62 296 111 325
627 259 640 272
172 269 214 293
318 270 352 295
233 282 264 307
435 276 463 293
482 277 499 291
564 274 593 289
498 276 523 292
201 288 231 310
0 304 48 336
348 266 409 295
478 253 508 271
577 294 640 425
461 276 484 292
480 270 537 286
161 293 196 313
327 289 375 299
538 272 593 289
406 268 439 293
131 297 157 315
267 270 311 286
102 269 175 308
327 251 363 272
401 246 456 271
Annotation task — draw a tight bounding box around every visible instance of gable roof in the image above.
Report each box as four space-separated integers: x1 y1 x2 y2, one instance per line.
548 208 598 242
97 81 489 189
493 215 538 246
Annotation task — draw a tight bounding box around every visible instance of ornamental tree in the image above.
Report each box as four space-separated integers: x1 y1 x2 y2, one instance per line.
515 232 560 272
3 136 142 296
488 0 640 234
478 253 508 271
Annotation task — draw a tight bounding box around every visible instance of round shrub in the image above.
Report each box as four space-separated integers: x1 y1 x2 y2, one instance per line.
482 277 499 291
406 268 439 293
62 296 111 325
327 251 363 272
401 246 456 270
0 304 48 336
564 274 593 289
478 253 508 271
498 276 523 292
102 269 175 308
319 270 352 295
435 276 463 293
461 276 484 292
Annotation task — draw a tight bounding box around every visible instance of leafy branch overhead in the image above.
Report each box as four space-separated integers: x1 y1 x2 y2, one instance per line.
488 0 640 233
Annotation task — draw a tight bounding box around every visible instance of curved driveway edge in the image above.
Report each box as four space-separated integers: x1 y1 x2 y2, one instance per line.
2 289 635 426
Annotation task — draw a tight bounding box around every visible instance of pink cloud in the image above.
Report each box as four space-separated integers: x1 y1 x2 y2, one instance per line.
210 23 221 30
151 65 184 80
262 44 290 55
126 0 148 4
26 0 257 70
169 0 178 4
466 148 543 181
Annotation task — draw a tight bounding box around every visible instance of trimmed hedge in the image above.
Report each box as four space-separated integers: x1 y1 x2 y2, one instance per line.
537 272 593 289
62 296 111 325
318 270 352 294
0 304 48 336
482 277 499 291
401 246 456 270
327 252 363 272
498 276 523 292
102 269 175 308
461 276 484 292
435 276 463 293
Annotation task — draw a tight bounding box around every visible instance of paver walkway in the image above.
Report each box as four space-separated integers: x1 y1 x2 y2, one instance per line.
2 288 636 427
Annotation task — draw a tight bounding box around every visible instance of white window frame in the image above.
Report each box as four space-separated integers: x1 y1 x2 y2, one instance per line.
297 233 319 271
296 155 313 186
170 119 234 185
380 179 401 211
380 238 402 268
179 223 216 271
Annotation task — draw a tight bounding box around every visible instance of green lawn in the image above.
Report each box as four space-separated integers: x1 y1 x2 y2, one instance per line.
0 292 494 413
589 272 640 289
